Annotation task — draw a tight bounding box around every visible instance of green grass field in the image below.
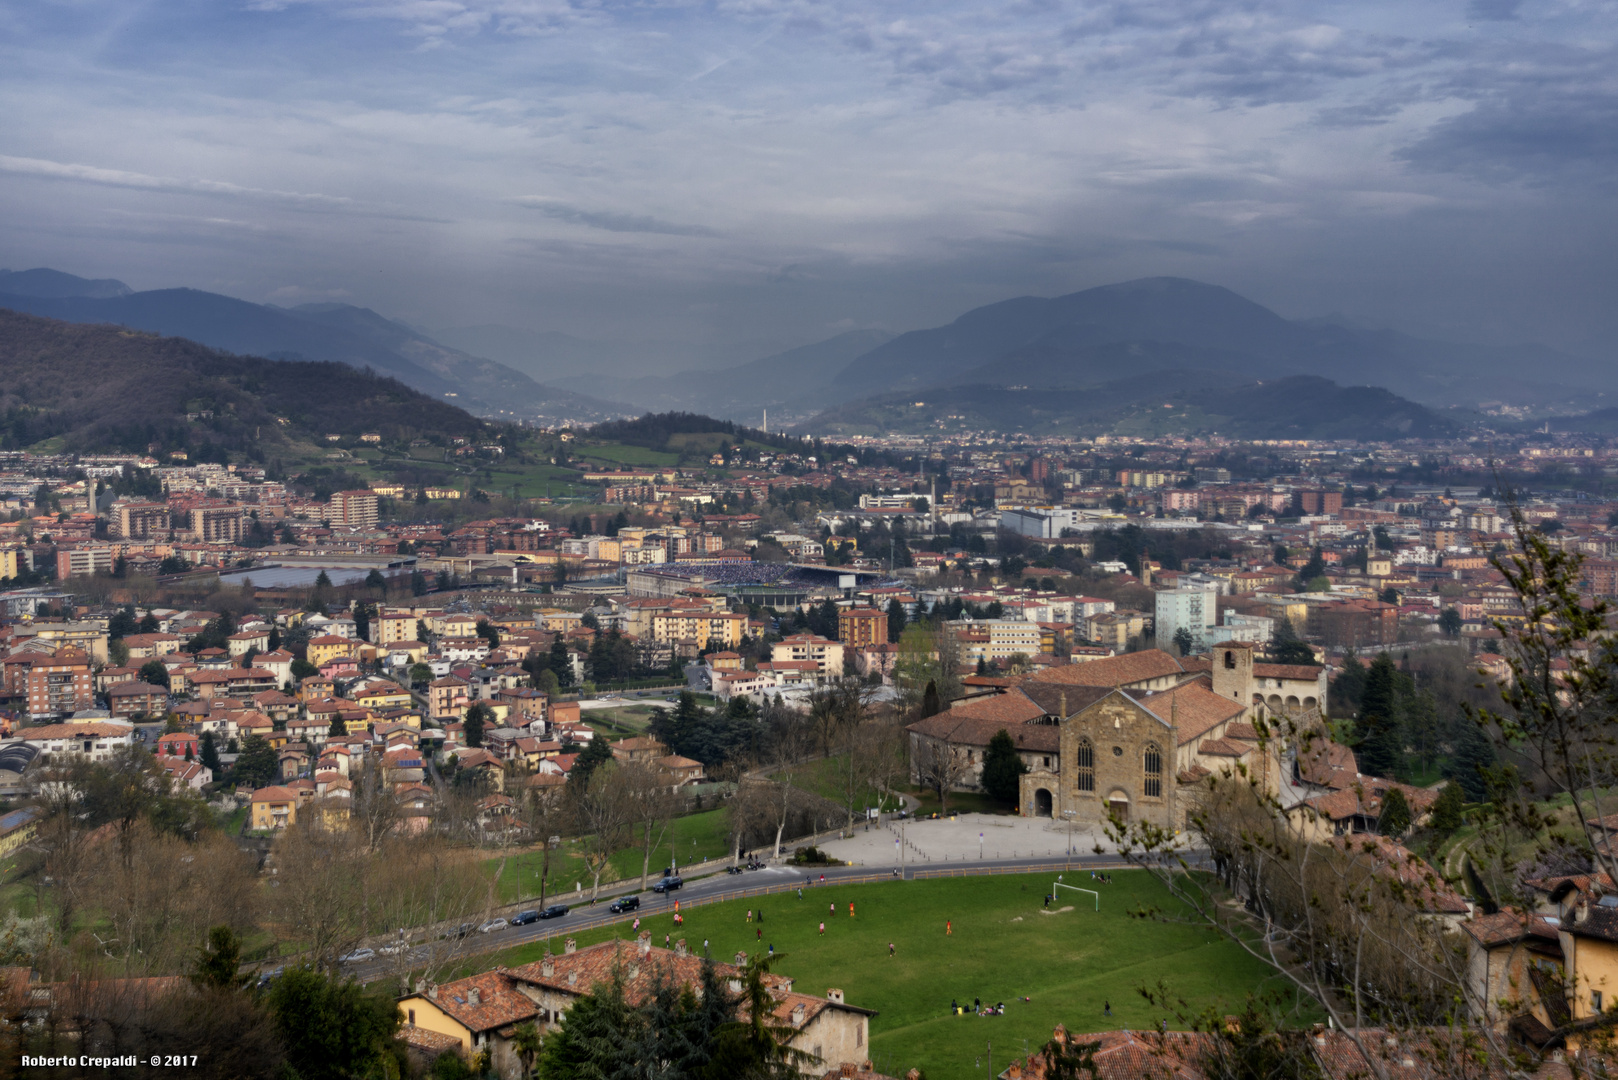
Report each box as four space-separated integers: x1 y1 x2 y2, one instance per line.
485 808 737 903
462 870 1308 1080
575 444 681 467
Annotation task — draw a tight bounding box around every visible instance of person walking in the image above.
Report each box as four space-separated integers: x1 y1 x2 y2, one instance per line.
946 920 952 935
746 909 752 923
888 942 895 958
849 901 855 918
830 902 836 917
768 943 774 956
1104 1000 1112 1017
703 938 709 955
756 927 762 941
633 917 640 931
819 921 826 935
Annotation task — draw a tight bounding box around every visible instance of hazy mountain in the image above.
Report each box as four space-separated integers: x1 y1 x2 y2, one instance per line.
801 370 1457 441
0 274 628 424
431 323 794 386
607 329 896 420
0 267 132 299
824 276 1601 411
0 308 485 454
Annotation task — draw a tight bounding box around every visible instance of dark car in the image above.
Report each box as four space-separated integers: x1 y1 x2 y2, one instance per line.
510 910 540 926
538 904 569 920
443 922 475 939
608 896 640 914
652 875 684 893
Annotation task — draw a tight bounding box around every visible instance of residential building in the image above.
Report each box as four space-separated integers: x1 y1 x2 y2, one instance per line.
250 785 299 830
113 502 170 539
21 722 134 762
1155 583 1219 655
330 490 380 529
772 634 845 675
650 610 746 650
25 649 93 719
837 607 888 649
189 505 244 544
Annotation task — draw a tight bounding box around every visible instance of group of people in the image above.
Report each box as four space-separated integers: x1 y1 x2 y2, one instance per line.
950 998 1005 1017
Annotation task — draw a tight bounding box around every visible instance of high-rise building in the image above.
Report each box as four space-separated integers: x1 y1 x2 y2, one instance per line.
330 490 380 529
189 505 244 543
837 606 888 648
1154 583 1220 655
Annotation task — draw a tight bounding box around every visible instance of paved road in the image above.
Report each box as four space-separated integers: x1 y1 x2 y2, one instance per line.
339 852 1142 983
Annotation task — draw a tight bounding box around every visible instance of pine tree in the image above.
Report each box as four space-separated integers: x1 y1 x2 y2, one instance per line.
329 714 348 739
199 731 221 774
1444 717 1497 802
980 729 1028 804
921 680 942 719
886 597 908 643
1378 786 1411 837
1355 652 1402 778
1430 781 1465 833
462 702 490 748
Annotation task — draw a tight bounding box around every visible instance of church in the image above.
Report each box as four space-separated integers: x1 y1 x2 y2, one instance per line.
905 642 1326 830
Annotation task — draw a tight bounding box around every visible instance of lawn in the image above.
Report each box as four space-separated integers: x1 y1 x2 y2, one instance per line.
776 755 906 817
574 443 681 467
462 870 1309 1080
484 808 738 904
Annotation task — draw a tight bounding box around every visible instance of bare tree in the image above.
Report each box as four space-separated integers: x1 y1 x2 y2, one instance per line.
618 760 685 889
760 698 814 857
912 736 971 815
370 837 491 995
265 822 369 971
571 762 632 900
349 757 402 853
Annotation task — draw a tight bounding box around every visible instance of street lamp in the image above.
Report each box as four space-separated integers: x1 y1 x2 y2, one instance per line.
1061 810 1077 871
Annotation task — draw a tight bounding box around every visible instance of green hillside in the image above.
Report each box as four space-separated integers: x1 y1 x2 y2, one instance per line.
0 307 487 458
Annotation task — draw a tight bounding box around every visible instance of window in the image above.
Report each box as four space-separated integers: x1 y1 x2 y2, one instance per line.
1075 738 1094 792
408 1009 416 1025
1595 991 1605 1014
1043 756 1051 768
1144 743 1162 798
857 1025 864 1047
1224 650 1235 669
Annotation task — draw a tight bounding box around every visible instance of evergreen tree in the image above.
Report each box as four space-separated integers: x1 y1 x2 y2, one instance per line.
702 953 818 1079
549 637 575 688
139 659 171 688
199 731 221 774
537 973 642 1080
921 680 942 719
1354 653 1402 778
1267 618 1316 666
1332 648 1367 717
886 597 908 643
570 736 614 788
329 713 348 739
463 702 491 748
1430 780 1465 834
1172 626 1194 657
1444 717 1498 802
266 967 402 1080
235 735 278 789
1378 786 1411 837
192 925 248 990
980 729 1028 804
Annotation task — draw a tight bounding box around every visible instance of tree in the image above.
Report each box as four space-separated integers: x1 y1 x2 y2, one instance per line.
548 636 575 688
572 762 633 899
235 734 279 789
1354 652 1402 778
199 731 221 774
1438 607 1463 636
537 970 641 1079
192 924 249 990
291 658 319 680
979 729 1028 804
364 568 386 591
1429 781 1465 834
265 967 403 1080
920 679 943 719
1378 786 1411 837
1268 618 1315 666
886 597 908 642
570 735 614 788
138 659 171 688
1172 626 1194 657
328 713 348 739
914 738 971 814
314 569 332 589
463 701 491 748
704 953 820 1079
620 759 685 888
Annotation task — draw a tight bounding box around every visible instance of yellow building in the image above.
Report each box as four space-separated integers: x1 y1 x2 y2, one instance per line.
250 786 299 830
0 548 29 581
0 807 40 858
651 611 746 649
305 635 356 668
349 680 413 711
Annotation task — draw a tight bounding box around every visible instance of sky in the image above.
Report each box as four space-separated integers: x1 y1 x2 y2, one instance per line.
1 0 1616 362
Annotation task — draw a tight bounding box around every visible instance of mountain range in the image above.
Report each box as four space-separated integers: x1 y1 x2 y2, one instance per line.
0 308 486 456
0 270 628 426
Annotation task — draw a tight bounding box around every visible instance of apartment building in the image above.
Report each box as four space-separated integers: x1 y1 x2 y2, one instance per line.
330 490 380 529
113 501 171 539
650 610 746 649
190 505 244 544
771 633 845 674
24 648 94 719
837 606 889 649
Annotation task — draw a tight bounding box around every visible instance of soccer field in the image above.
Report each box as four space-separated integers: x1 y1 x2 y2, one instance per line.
471 869 1309 1080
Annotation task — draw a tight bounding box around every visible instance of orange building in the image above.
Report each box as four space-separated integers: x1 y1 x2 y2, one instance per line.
837 606 888 649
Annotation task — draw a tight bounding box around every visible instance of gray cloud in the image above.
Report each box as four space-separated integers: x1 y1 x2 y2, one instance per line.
512 198 724 237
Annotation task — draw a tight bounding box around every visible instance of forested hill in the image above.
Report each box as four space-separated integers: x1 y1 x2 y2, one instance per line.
0 308 487 457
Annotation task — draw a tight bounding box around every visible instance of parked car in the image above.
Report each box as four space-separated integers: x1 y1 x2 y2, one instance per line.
379 942 409 956
608 896 640 914
256 967 283 989
538 904 569 920
479 919 508 933
339 948 375 965
443 922 475 939
510 910 540 926
652 875 684 893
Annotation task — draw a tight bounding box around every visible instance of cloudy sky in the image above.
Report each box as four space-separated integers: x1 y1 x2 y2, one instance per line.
1 0 1615 361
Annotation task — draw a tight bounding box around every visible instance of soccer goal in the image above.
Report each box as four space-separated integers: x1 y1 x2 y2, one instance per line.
1052 879 1099 911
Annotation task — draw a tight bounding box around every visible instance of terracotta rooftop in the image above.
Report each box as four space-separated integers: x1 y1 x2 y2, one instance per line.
1026 649 1185 689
